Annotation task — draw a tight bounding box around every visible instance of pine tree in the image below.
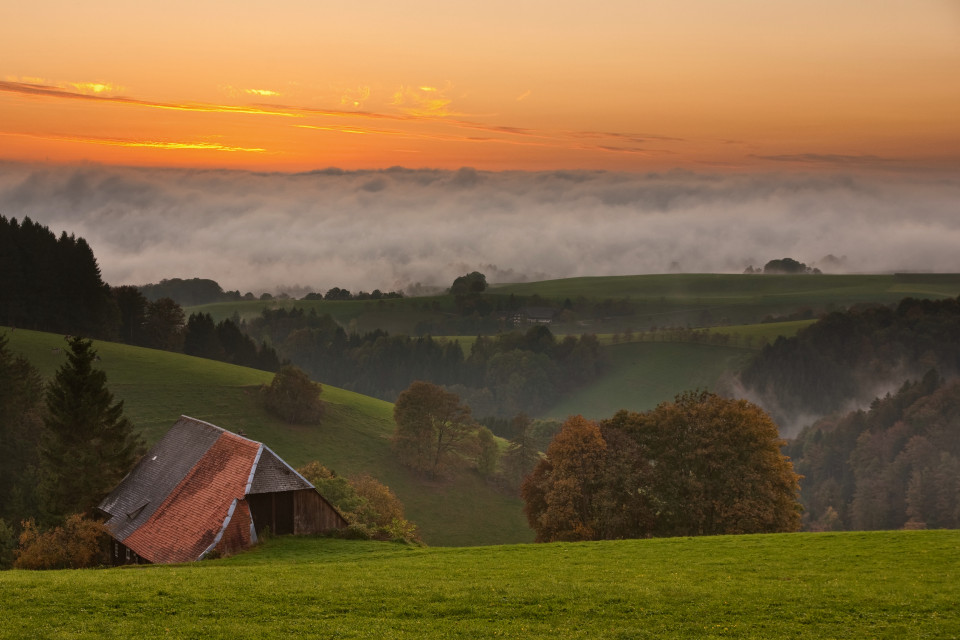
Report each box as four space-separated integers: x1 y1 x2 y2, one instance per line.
38 337 143 520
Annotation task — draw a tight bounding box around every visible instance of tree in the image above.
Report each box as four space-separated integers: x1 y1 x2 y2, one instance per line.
0 334 45 525
521 415 608 542
261 365 324 424
522 394 802 542
111 285 148 345
622 391 801 536
392 381 474 478
475 426 499 478
503 413 541 490
142 297 185 351
450 271 487 296
38 337 143 520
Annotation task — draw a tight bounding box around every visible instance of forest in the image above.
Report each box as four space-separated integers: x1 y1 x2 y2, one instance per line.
739 296 960 425
787 371 960 532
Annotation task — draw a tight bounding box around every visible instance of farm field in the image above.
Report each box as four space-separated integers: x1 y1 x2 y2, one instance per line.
3 328 532 547
1 530 956 639
543 342 752 420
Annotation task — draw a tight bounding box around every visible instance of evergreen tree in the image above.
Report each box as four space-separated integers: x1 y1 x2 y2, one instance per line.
0 334 45 524
38 337 143 520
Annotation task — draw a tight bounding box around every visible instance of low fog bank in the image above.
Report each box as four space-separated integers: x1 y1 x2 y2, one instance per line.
1 163 958 293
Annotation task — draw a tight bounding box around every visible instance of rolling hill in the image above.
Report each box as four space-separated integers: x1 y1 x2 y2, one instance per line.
3 327 532 547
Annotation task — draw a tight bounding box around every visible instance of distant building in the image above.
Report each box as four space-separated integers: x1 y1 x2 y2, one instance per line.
512 307 556 326
97 416 347 565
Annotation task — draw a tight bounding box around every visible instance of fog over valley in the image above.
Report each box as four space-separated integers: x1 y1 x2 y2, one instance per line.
2 162 958 292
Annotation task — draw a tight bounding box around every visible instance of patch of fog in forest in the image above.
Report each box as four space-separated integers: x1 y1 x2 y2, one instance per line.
1 163 959 293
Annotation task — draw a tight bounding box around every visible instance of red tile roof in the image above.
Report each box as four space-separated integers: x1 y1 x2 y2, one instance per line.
122 431 260 564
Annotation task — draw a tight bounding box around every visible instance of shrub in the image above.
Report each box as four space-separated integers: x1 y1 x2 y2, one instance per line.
14 514 108 570
262 365 324 424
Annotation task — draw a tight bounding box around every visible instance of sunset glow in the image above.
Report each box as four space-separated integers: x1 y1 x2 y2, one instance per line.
1 0 958 172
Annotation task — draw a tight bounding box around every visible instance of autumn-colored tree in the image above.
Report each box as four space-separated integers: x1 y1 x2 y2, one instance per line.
522 394 802 541
521 415 608 542
606 392 801 536
392 381 474 478
14 514 108 570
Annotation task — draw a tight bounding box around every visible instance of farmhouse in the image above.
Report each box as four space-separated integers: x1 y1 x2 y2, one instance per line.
97 415 347 564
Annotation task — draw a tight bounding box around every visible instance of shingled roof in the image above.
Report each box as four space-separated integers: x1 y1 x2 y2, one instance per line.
97 415 321 564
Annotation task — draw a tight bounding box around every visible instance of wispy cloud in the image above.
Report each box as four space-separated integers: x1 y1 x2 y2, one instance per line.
516 90 532 102
390 84 458 117
0 80 301 117
0 131 266 153
243 88 280 97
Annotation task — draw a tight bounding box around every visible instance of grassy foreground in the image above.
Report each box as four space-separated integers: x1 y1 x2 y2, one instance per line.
1 530 957 639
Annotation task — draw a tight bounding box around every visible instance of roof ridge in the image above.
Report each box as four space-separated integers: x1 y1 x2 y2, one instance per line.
180 415 262 446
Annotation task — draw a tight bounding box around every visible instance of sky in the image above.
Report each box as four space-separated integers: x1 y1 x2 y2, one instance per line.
1 1 959 290
2 0 958 172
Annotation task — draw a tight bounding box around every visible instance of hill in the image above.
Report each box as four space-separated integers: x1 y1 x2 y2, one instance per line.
187 272 960 338
1 531 956 638
3 328 532 547
542 342 752 420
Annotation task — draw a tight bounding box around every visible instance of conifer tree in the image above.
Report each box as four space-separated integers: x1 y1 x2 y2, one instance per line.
38 337 142 520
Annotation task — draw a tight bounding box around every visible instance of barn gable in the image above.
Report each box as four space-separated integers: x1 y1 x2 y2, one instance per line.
97 416 347 564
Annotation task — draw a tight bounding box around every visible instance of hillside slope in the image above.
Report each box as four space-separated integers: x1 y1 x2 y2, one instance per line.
1 531 956 638
4 328 532 546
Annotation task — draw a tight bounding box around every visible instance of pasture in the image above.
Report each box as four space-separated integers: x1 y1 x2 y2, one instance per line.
1 530 956 638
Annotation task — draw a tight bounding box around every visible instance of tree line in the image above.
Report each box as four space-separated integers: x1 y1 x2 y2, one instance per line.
0 216 280 372
246 307 607 417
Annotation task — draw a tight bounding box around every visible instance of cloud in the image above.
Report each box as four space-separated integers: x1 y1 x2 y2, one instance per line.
0 80 301 118
0 131 266 153
1 163 958 294
390 85 458 117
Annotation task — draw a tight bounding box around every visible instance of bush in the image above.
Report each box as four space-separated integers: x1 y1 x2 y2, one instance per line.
297 462 420 544
14 514 108 570
262 365 324 424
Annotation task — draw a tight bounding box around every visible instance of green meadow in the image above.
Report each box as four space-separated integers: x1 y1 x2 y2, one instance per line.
1 530 956 638
3 327 531 547
544 342 752 420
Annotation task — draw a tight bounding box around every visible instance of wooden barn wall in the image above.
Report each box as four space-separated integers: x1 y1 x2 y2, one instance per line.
293 489 348 534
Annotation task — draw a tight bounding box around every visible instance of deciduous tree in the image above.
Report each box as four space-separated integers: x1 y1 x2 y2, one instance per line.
262 365 324 424
392 381 474 478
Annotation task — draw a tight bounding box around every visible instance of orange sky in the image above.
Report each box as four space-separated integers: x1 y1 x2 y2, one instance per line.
2 0 958 172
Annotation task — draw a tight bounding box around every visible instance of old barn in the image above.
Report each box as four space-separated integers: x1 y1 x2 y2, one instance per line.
97 415 347 564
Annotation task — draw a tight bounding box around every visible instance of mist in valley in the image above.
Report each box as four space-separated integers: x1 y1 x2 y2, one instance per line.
2 162 958 294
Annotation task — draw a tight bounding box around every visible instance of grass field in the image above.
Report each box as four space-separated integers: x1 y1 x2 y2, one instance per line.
543 342 752 420
3 327 532 547
1 530 956 638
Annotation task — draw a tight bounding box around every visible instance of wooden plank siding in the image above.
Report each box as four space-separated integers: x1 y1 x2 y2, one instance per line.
248 489 347 537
